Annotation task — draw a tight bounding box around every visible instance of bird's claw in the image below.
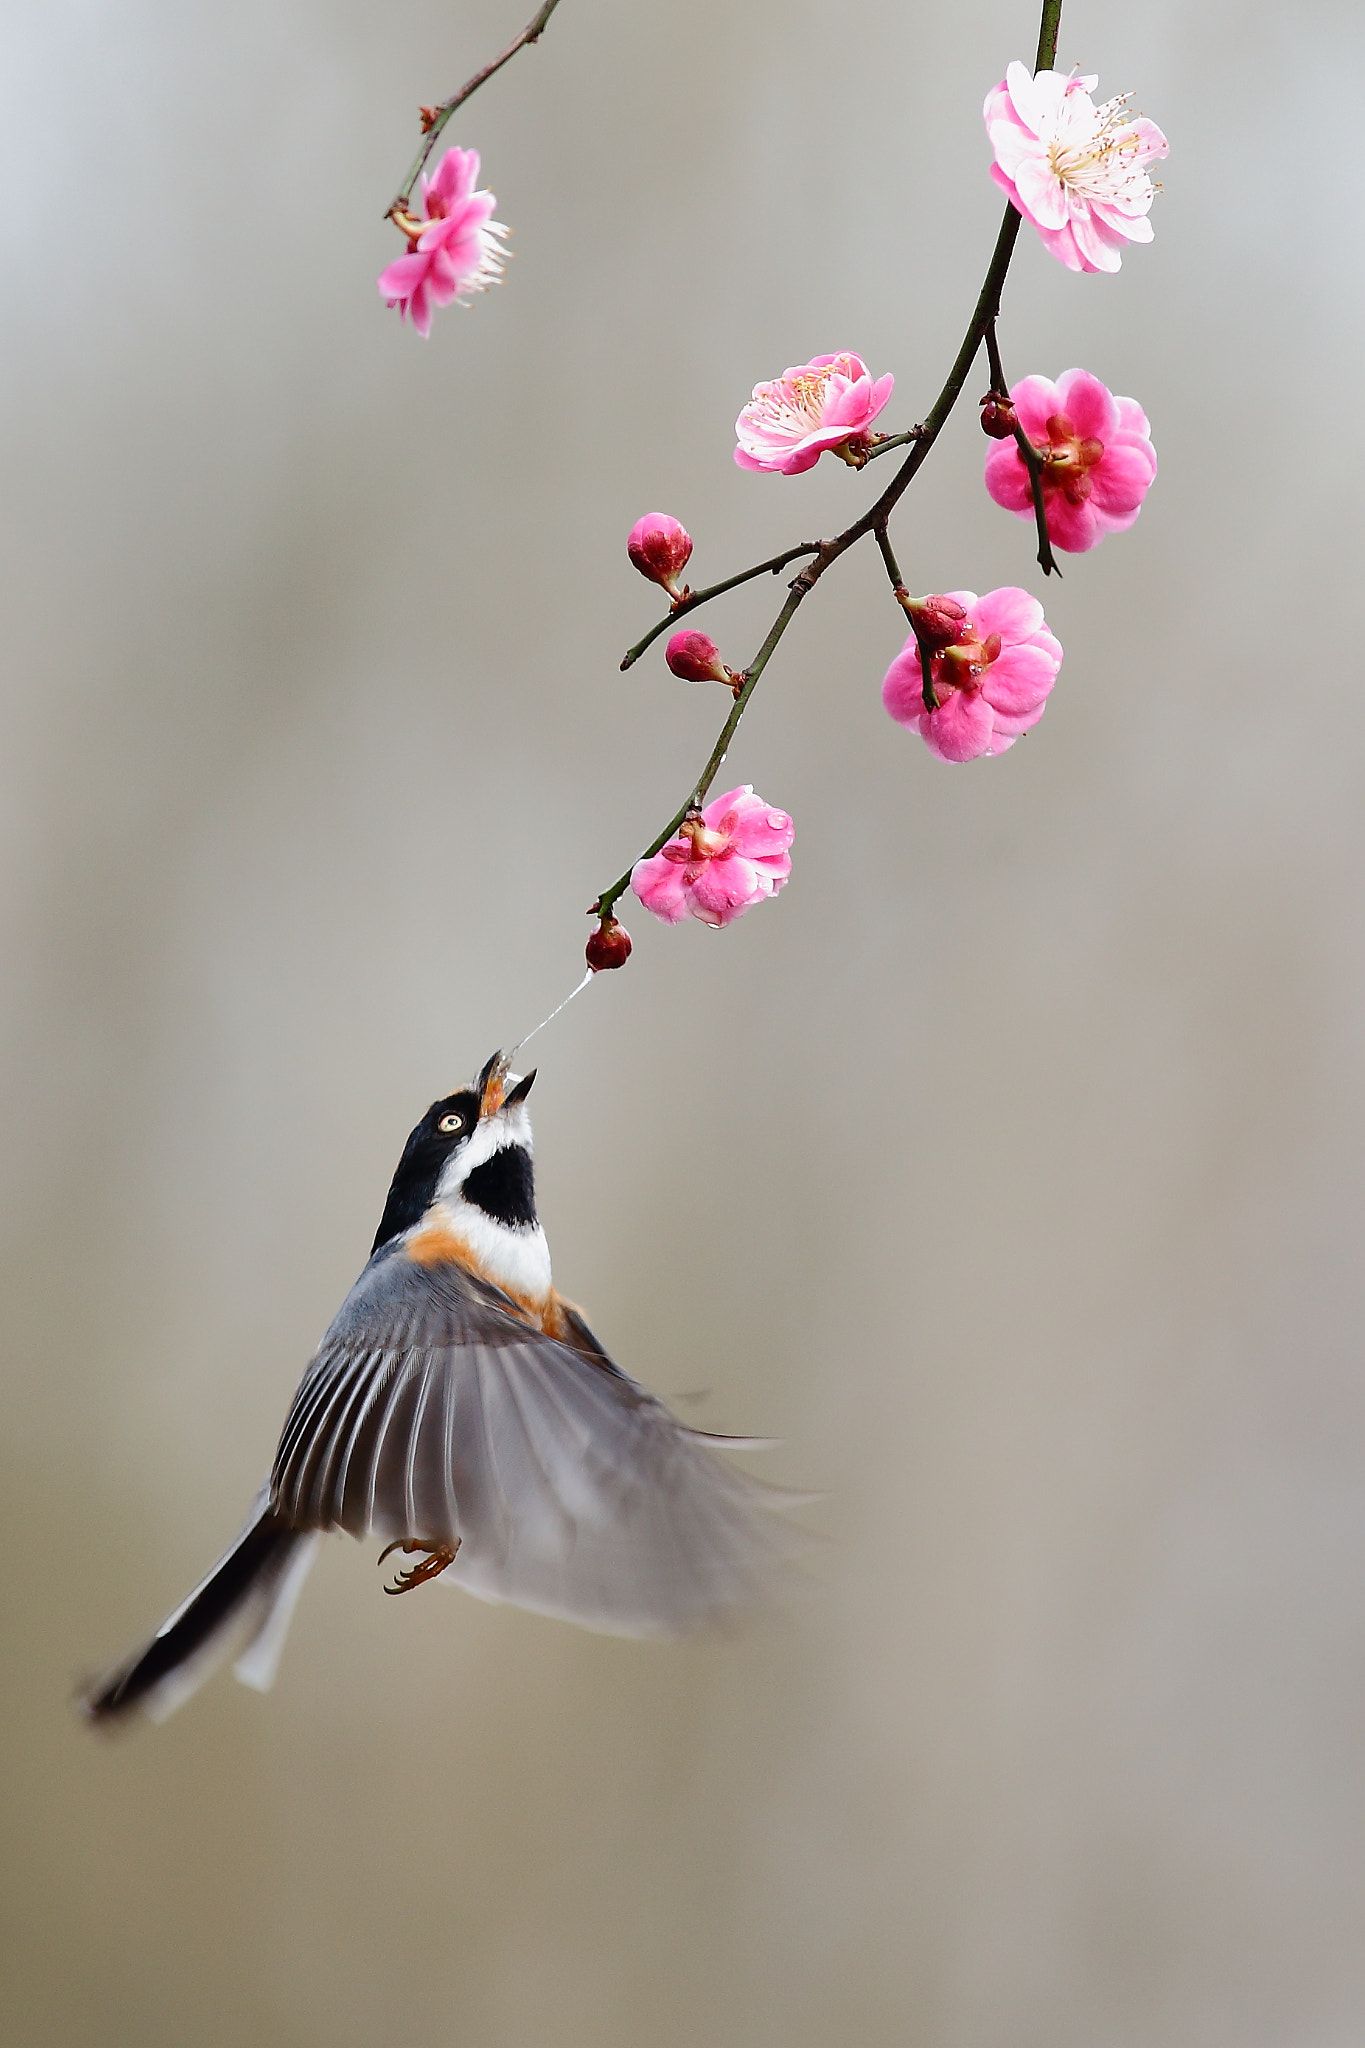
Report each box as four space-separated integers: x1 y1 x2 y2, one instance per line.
378 1537 460 1595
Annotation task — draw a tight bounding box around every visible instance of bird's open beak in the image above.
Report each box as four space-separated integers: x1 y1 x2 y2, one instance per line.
476 1051 536 1118
476 1051 511 1120
478 1056 536 1122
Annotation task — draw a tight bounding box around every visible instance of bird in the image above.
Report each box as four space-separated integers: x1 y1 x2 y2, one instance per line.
81 1052 799 1724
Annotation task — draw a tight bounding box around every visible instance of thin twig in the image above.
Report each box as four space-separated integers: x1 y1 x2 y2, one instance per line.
873 529 941 712
985 319 1059 578
619 544 822 671
595 587 808 918
592 0 1064 922
873 526 903 592
863 424 926 463
982 321 1008 399
386 0 564 219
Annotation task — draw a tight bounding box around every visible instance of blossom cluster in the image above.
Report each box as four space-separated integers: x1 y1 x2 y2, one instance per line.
380 54 1165 959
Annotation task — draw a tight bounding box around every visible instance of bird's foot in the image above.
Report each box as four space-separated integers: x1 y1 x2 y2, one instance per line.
378 1537 461 1595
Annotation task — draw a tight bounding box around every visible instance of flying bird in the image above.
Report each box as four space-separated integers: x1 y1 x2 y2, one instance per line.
81 1054 797 1724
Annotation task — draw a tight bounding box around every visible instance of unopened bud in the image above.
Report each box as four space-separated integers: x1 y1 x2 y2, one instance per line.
901 593 970 652
627 514 693 601
980 392 1017 439
665 629 734 686
585 916 632 972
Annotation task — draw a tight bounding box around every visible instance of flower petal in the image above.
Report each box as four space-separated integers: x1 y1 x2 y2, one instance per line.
1006 375 1061 443
406 280 432 338
1067 207 1125 272
427 148 480 211
980 640 1060 717
701 786 751 826
377 251 431 300
1002 60 1047 133
1087 441 1157 517
417 191 497 251
1131 116 1169 162
1052 368 1120 442
983 442 1035 513
971 585 1045 643
1043 492 1099 552
631 850 690 922
727 808 794 862
1114 395 1153 441
1013 154 1068 231
1035 219 1089 271
687 856 763 925
881 646 928 730
922 691 994 764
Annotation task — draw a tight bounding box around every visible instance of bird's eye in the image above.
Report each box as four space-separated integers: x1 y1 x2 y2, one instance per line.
438 1112 464 1135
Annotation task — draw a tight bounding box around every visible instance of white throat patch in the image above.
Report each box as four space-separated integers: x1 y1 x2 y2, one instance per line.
422 1200 552 1311
424 1094 549 1311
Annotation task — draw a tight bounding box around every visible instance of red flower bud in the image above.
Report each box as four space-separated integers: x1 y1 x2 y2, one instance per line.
665 629 734 686
980 392 1017 439
627 514 693 601
585 916 632 972
900 593 970 652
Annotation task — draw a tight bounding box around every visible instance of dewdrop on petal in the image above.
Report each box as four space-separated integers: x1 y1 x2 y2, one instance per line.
627 515 693 602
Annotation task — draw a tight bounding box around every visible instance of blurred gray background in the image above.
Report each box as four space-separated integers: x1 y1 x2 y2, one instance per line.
3 0 1363 2042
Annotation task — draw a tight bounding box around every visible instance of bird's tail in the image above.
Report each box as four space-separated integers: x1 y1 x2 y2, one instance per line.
79 1489 319 1726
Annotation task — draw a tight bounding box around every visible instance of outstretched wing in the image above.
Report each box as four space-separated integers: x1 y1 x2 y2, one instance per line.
270 1251 801 1637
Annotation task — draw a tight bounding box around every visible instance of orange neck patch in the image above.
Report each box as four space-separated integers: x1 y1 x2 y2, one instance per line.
405 1211 551 1329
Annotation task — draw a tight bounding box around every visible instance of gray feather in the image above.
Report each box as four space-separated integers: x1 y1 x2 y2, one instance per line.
271 1251 803 1637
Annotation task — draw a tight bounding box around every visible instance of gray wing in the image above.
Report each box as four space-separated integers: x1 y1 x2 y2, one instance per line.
270 1251 802 1637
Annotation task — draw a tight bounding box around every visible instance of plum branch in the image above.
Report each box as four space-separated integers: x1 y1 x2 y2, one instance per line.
590 0 1064 924
384 0 564 223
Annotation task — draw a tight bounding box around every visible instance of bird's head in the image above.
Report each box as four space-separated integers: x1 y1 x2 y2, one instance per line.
370 1054 538 1255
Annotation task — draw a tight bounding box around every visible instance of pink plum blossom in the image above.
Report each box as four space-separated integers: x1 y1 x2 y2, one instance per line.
985 63 1167 273
735 353 894 475
378 148 507 336
628 514 693 600
632 787 793 928
984 368 1156 553
881 589 1063 763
